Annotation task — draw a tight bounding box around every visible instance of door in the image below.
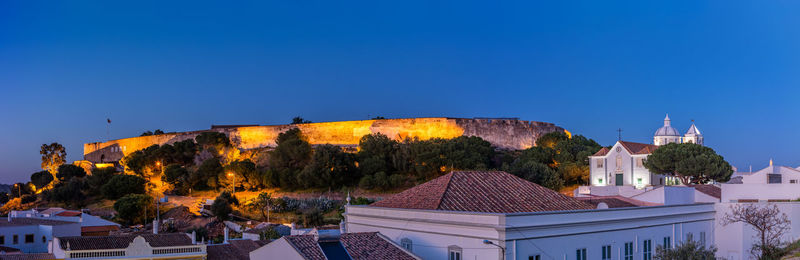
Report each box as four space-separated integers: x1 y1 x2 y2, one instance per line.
615 174 623 186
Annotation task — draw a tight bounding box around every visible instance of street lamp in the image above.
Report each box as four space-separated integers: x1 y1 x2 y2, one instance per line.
227 172 235 196
483 240 506 260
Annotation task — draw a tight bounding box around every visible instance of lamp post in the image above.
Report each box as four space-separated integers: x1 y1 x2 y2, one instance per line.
227 172 235 196
483 240 506 260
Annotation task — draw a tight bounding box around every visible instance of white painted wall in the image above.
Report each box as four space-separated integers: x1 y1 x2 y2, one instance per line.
715 202 800 260
590 142 660 188
0 223 80 253
346 204 716 260
249 237 307 260
722 183 800 202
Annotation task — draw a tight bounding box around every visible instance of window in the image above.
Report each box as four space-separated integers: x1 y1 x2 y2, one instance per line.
24 234 33 244
768 174 782 184
686 233 693 242
636 158 644 168
529 255 541 260
598 178 603 184
616 147 621 152
699 232 706 248
42 236 46 244
663 236 671 249
624 242 633 260
13 235 18 244
637 178 642 184
0 236 4 244
576 248 587 260
448 245 462 260
642 239 652 260
597 159 604 168
791 180 797 184
400 238 412 251
616 156 623 171
601 245 611 260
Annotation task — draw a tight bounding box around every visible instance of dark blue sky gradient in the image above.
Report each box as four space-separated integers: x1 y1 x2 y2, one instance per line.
2 1 799 182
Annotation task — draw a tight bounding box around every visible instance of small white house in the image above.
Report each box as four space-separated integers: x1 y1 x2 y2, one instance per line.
0 217 80 253
52 233 206 259
249 232 419 260
346 171 716 260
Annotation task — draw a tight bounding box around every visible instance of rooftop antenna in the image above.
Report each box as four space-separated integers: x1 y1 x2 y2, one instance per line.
617 128 623 141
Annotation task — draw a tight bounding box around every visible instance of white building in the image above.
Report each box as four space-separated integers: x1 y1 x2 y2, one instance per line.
10 208 120 237
0 217 80 253
52 233 206 259
587 115 704 190
345 171 716 260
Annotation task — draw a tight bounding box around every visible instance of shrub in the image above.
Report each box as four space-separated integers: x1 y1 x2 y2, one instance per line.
20 194 36 204
358 175 374 190
102 175 147 200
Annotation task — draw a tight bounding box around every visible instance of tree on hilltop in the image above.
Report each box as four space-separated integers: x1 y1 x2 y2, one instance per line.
30 170 54 190
40 143 66 175
291 117 312 124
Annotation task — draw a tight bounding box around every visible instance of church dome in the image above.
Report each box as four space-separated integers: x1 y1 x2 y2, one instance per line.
654 114 680 136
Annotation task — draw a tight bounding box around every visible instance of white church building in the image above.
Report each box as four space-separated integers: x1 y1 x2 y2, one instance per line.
588 114 703 189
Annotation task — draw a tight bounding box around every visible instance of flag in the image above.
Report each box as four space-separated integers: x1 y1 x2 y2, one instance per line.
107 118 111 124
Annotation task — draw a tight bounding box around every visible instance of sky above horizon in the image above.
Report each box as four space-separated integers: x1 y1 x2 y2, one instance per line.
2 1 800 183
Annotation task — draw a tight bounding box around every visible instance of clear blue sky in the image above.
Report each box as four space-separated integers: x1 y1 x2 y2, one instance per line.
2 1 799 183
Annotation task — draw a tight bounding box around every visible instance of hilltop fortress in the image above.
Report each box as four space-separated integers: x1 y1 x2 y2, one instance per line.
83 117 566 163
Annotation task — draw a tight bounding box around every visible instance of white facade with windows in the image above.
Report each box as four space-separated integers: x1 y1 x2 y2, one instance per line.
345 204 716 260
589 141 660 188
0 218 80 253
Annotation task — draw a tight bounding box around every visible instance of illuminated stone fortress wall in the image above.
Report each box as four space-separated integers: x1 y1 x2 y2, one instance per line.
83 117 566 163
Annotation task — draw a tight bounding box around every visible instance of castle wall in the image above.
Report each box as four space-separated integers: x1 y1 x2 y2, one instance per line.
83 118 565 163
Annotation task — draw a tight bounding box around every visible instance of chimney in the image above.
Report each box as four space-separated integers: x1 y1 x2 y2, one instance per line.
153 219 159 234
224 227 229 244
191 231 197 244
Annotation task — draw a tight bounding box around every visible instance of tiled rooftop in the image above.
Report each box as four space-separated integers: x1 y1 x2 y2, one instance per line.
58 233 193 250
370 171 595 213
207 239 267 260
340 232 417 260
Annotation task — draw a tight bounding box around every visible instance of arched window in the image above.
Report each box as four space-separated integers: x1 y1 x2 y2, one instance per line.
400 238 412 251
448 245 462 260
41 236 46 243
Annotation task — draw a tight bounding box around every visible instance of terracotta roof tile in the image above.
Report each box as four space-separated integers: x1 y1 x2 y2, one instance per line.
340 232 418 260
58 233 193 250
207 239 266 260
687 185 721 199
284 235 326 260
618 141 659 155
593 147 610 156
371 171 594 213
80 225 120 233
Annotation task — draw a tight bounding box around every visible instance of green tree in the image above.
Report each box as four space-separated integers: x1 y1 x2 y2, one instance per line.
30 170 54 190
40 142 66 174
0 193 9 204
101 175 147 200
56 164 87 182
87 167 117 195
298 144 357 189
536 131 570 149
195 132 230 152
644 143 733 184
249 192 273 221
506 160 564 191
211 198 232 221
269 129 312 189
10 183 32 198
195 158 223 190
443 136 494 170
225 160 261 190
291 117 312 124
654 233 717 260
114 194 154 225
358 175 374 190
46 178 87 207
357 134 397 175
217 191 239 206
162 164 190 195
